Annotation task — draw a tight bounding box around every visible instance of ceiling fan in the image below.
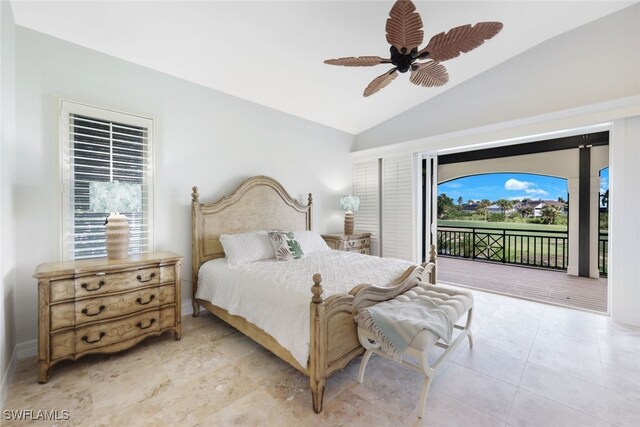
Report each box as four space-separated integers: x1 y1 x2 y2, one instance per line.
324 0 503 97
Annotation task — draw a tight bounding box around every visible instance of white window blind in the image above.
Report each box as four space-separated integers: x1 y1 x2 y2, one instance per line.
382 154 415 262
60 101 153 260
353 160 380 256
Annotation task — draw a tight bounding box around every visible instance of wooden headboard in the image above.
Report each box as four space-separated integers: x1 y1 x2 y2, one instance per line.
191 175 312 300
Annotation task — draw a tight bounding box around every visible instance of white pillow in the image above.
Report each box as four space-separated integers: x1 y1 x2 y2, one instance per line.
294 230 331 254
220 231 275 266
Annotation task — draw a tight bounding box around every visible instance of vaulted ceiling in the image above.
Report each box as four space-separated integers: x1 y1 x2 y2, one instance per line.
11 1 634 134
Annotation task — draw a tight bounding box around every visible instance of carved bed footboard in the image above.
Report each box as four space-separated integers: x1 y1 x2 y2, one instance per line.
308 246 437 413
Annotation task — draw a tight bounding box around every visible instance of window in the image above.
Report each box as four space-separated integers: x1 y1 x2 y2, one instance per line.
60 100 153 260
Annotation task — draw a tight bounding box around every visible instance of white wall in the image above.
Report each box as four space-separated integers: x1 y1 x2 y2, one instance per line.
355 4 640 150
14 28 354 350
0 0 17 404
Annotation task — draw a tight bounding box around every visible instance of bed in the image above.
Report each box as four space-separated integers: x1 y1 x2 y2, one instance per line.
191 175 436 413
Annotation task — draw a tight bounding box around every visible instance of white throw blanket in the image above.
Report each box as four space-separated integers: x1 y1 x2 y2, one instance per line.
356 298 453 360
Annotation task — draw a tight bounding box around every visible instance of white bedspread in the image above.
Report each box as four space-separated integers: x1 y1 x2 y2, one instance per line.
196 250 414 367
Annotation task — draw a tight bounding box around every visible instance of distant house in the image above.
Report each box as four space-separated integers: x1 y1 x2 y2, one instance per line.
514 200 567 217
461 203 478 213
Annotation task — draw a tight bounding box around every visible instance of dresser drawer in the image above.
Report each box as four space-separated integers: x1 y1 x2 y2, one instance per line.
50 284 176 330
50 279 75 303
51 310 161 360
345 237 370 250
75 267 160 298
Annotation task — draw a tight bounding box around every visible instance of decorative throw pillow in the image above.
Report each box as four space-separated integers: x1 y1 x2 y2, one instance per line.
268 231 304 261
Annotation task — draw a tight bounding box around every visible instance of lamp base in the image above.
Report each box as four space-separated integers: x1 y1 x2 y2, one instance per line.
106 213 129 260
344 212 354 235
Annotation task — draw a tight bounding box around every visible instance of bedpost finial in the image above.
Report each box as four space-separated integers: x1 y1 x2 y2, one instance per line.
311 273 324 303
192 186 199 202
429 244 437 263
308 193 313 206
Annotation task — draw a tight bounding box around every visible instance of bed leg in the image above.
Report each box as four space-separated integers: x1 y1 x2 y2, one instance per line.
192 300 200 317
310 378 326 414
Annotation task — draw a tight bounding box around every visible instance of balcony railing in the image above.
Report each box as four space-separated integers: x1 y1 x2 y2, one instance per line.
437 225 568 270
599 232 608 277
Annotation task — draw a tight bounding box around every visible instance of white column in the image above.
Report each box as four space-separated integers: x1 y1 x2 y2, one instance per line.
610 117 640 326
566 177 580 276
589 176 601 278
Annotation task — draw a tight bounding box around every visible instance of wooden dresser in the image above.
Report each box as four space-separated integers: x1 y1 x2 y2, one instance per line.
33 252 182 383
321 232 371 255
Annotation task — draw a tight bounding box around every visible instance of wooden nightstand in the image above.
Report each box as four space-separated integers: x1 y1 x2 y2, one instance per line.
321 232 371 255
33 252 182 383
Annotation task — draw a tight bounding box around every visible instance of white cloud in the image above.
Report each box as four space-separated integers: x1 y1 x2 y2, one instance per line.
443 182 463 189
505 178 533 191
524 188 549 196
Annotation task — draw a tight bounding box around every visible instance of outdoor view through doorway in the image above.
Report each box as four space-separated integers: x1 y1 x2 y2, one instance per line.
425 133 609 313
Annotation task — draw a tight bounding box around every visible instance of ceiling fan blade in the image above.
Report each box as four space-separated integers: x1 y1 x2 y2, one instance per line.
410 61 449 87
363 68 398 97
324 56 391 67
418 22 503 62
385 0 424 53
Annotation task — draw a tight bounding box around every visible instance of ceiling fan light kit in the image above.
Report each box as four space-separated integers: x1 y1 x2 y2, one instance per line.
324 0 503 97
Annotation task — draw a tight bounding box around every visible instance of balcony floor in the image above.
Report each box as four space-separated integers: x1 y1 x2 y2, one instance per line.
437 256 608 313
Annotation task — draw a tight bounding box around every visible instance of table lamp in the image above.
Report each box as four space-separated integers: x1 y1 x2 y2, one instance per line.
340 195 360 235
90 182 142 259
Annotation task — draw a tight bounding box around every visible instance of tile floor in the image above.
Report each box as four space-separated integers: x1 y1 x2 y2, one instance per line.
3 289 640 426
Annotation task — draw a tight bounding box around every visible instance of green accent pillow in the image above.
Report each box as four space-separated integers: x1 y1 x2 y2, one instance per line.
268 231 304 261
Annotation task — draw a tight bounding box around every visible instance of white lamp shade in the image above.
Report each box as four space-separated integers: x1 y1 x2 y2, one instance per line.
90 182 142 213
339 195 360 212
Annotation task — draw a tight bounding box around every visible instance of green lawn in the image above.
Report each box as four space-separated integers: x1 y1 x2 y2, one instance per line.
438 220 567 232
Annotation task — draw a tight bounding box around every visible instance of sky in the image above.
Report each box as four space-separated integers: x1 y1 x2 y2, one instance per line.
438 173 568 203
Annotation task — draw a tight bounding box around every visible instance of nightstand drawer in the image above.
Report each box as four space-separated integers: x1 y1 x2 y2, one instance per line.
50 284 176 330
351 247 370 255
345 237 370 250
75 267 160 298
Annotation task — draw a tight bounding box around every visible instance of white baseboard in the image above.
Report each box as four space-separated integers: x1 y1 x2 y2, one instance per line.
16 340 37 360
1 346 17 410
182 300 203 317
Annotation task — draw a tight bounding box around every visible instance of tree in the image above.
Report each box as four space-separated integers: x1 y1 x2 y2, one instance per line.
476 199 491 221
541 205 560 224
437 193 455 218
457 196 463 207
495 199 514 218
518 205 534 218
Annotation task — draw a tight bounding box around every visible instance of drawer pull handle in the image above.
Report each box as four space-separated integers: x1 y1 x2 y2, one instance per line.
349 241 355 246
81 280 105 292
136 295 156 305
137 319 156 330
81 332 105 344
81 305 106 317
136 273 156 283
361 240 366 244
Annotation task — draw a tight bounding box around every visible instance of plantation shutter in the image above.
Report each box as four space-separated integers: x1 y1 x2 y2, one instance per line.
353 160 380 255
60 101 153 260
382 154 415 261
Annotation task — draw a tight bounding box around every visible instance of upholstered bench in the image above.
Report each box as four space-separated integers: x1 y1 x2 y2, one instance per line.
356 282 474 418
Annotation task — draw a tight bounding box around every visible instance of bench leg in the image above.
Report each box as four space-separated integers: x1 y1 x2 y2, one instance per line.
357 348 374 384
417 375 433 419
465 307 474 348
